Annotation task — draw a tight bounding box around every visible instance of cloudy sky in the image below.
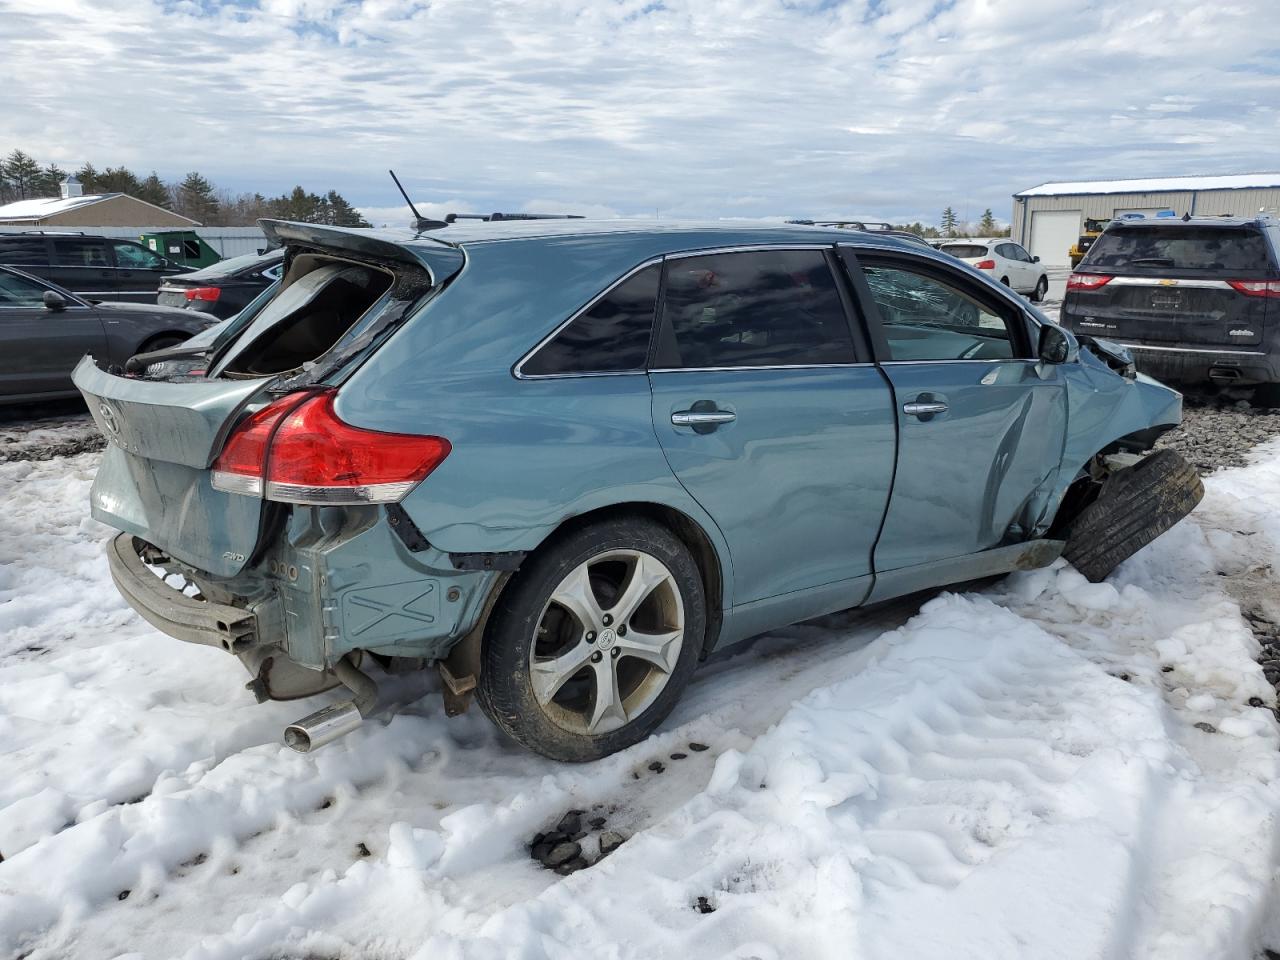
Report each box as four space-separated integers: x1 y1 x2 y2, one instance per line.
3 0 1279 227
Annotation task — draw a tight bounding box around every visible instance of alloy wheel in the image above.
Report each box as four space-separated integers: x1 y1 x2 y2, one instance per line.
528 549 685 735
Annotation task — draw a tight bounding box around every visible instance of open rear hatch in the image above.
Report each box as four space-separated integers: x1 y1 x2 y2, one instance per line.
73 221 464 579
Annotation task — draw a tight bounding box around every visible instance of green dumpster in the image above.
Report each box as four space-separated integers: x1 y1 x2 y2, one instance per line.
139 230 222 268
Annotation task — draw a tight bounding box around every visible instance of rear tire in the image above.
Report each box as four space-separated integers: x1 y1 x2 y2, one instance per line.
1031 276 1049 302
476 518 705 761
1000 276 1011 286
1062 450 1203 583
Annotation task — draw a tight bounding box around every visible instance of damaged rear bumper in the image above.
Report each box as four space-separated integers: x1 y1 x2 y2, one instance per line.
107 533 262 653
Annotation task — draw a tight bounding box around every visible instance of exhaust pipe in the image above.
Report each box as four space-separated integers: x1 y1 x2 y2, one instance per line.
283 654 380 753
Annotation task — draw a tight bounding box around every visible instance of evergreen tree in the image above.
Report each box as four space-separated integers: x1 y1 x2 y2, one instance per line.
940 206 958 237
74 163 100 194
175 171 219 224
136 172 170 209
95 166 143 196
34 163 65 198
978 208 997 235
324 189 371 227
3 150 42 199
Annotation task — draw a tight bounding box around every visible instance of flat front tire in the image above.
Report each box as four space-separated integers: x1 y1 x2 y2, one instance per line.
476 518 705 761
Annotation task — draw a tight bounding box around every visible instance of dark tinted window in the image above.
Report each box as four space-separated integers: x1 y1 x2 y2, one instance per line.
660 250 854 368
862 262 1020 362
521 263 659 375
941 244 989 259
1085 226 1273 273
0 237 49 266
53 238 109 267
0 270 49 306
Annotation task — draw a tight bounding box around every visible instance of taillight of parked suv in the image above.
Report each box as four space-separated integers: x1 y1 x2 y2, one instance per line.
1067 273 1113 291
211 389 451 505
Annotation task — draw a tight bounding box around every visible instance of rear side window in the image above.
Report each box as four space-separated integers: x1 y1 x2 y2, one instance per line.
520 263 660 376
110 241 165 270
658 249 854 368
0 237 49 265
1085 226 1273 274
53 238 109 267
941 244 988 259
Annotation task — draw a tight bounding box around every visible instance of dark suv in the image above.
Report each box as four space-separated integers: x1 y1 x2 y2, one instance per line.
0 232 184 303
1061 216 1280 391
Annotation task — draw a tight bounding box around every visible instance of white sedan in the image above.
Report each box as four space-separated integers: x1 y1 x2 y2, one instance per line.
938 239 1049 302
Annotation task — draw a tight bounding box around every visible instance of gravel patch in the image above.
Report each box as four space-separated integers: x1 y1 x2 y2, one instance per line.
1157 394 1280 475
0 403 103 463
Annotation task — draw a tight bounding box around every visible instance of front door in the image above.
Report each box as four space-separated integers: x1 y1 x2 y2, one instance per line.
847 252 1068 572
109 240 173 303
0 270 106 398
648 247 896 606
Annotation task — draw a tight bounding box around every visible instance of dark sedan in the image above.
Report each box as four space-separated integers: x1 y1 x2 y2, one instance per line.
0 265 214 403
157 249 284 319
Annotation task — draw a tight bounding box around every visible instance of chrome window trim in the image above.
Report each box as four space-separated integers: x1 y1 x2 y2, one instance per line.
649 362 875 373
877 357 1037 366
663 243 835 259
513 256 664 380
1119 343 1267 357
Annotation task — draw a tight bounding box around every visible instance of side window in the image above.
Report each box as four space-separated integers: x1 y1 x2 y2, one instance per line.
861 262 1023 362
261 264 284 282
520 263 660 376
0 238 50 266
659 249 855 368
1012 244 1033 262
994 243 1015 259
54 238 109 268
0 271 51 306
111 241 166 270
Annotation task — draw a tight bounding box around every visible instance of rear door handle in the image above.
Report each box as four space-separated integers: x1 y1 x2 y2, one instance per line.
671 410 736 426
903 401 948 416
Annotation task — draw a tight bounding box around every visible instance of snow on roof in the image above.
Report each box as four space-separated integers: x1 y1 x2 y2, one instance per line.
0 192 121 221
1016 173 1280 198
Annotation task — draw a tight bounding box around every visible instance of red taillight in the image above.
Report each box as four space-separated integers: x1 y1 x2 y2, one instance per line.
211 390 450 505
1227 279 1280 299
1067 273 1113 291
974 259 996 270
185 286 221 302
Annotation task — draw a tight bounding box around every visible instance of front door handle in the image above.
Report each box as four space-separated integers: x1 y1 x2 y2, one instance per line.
671 410 736 426
903 401 948 417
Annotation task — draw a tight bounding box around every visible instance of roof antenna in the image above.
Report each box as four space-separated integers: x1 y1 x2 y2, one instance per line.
388 170 447 231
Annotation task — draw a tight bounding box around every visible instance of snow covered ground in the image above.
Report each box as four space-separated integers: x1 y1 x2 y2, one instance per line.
2 440 1280 959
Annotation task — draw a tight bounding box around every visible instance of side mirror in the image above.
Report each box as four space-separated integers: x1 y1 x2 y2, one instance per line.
43 290 67 311
1038 322 1077 365
1032 255 1041 263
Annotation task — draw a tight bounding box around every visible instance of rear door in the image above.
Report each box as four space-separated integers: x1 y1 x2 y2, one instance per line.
0 269 106 398
845 250 1067 571
109 240 173 303
50 236 119 301
648 246 896 606
1066 224 1276 348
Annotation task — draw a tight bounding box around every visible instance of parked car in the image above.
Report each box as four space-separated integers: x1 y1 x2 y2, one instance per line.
938 239 1050 301
0 231 187 304
157 249 284 319
0 265 214 403
74 219 1201 762
1060 216 1280 394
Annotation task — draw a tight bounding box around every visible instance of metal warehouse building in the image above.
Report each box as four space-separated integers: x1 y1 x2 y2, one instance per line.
1011 173 1280 266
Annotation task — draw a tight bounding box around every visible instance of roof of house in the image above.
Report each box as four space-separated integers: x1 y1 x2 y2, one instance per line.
1015 173 1280 198
0 192 198 225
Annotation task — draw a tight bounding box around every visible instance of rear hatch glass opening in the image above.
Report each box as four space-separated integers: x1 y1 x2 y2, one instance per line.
214 253 397 377
1083 226 1275 277
940 244 990 259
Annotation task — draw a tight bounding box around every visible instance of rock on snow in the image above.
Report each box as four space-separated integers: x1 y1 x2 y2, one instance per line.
0 443 1279 959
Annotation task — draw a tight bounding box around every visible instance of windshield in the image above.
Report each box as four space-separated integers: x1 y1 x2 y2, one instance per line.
941 244 989 259
1084 226 1273 275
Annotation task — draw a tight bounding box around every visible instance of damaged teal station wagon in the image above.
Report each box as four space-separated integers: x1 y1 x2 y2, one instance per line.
73 219 1202 761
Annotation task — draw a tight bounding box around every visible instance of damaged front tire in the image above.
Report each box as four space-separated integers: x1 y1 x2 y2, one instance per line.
1063 449 1204 583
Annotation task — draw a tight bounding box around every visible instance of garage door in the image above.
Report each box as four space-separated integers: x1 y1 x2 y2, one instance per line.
1028 210 1081 267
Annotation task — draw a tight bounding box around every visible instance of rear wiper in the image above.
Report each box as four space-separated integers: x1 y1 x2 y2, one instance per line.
1127 257 1176 266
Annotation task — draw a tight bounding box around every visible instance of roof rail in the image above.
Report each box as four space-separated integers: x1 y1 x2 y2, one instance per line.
0 229 90 236
443 213 586 223
786 219 895 231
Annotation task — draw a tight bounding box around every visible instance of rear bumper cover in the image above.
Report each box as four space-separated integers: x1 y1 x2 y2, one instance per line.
1121 343 1277 386
107 532 258 651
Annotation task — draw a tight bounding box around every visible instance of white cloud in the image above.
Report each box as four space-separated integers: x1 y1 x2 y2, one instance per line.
2 0 1278 227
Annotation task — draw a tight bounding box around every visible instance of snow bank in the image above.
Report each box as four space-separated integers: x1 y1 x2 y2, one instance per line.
1 445 1278 959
